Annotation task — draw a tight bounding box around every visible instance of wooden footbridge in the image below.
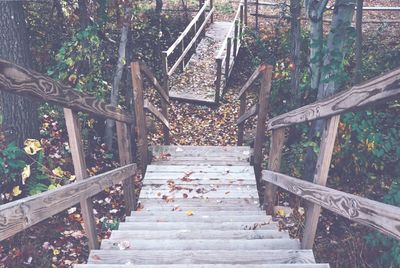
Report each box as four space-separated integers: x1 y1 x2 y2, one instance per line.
1 17 400 267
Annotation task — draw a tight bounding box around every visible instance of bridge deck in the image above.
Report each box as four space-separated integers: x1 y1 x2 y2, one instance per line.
75 145 330 267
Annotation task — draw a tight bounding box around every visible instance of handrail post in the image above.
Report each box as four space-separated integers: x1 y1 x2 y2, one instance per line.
215 58 222 104
233 20 239 59
244 0 248 26
237 92 246 145
64 108 99 250
225 38 232 84
162 52 169 93
302 115 340 249
181 37 185 71
253 65 273 181
131 62 148 172
240 4 244 39
116 121 136 214
210 0 214 23
194 22 198 51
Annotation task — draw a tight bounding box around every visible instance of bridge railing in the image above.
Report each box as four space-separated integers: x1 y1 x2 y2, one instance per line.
215 2 245 103
162 0 215 91
0 59 138 250
131 61 170 172
262 67 400 249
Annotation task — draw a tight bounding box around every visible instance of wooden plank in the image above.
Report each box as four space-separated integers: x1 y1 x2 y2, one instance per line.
151 145 252 155
238 65 263 98
225 37 232 83
118 221 276 231
215 58 223 103
139 62 169 103
110 229 289 240
131 210 265 217
0 59 133 123
144 100 170 129
151 160 250 166
77 264 330 268
237 103 258 125
237 93 246 145
143 180 256 187
143 172 256 180
141 184 257 193
0 165 135 241
146 165 255 173
101 239 300 250
264 127 285 214
63 108 98 250
302 115 340 249
253 66 273 167
262 170 400 241
268 67 400 130
115 122 135 214
152 156 250 162
140 190 258 199
137 198 260 208
131 62 148 171
125 214 269 223
87 250 316 264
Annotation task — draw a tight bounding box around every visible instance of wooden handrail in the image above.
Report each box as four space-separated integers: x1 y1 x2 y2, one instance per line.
144 100 170 129
267 67 400 130
139 62 169 103
262 170 400 241
238 65 264 98
236 103 258 125
0 164 136 241
0 59 134 124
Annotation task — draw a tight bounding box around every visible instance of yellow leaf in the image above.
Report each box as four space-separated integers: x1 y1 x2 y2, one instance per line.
52 167 64 178
276 208 285 217
185 210 194 216
24 139 42 155
53 249 60 255
69 175 76 182
21 165 31 184
12 186 22 197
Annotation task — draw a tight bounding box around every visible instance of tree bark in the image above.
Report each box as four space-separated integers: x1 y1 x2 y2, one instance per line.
289 0 301 107
78 0 90 30
154 0 163 68
0 2 39 146
353 0 363 84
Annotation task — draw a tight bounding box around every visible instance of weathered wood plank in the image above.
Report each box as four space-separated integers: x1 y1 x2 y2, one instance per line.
144 99 170 129
262 170 400 240
0 59 133 123
64 108 98 250
137 198 260 208
146 165 255 173
76 264 330 268
139 189 258 199
302 115 340 249
118 221 277 231
238 65 263 98
151 160 250 166
101 239 300 250
125 214 268 222
87 250 316 264
141 185 257 193
143 172 256 180
152 156 250 163
139 62 169 102
109 229 289 240
0 165 136 241
151 145 252 155
237 92 247 145
236 103 258 125
268 67 400 130
131 210 265 217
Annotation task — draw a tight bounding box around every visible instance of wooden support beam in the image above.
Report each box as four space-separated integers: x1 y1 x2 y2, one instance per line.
215 59 222 104
263 127 285 214
144 100 170 130
63 108 99 250
233 21 239 60
139 62 169 103
161 52 169 93
244 0 248 25
262 169 400 241
0 165 136 241
302 115 340 249
116 122 136 214
236 103 258 125
225 38 232 83
237 92 247 146
131 62 148 172
238 65 263 98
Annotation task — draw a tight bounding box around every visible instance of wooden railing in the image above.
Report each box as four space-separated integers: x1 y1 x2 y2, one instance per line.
262 67 400 249
215 2 245 103
131 61 170 172
236 65 272 179
162 0 215 91
0 59 138 250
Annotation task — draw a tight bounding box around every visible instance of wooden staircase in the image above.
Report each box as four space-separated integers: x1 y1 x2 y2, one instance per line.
75 145 329 267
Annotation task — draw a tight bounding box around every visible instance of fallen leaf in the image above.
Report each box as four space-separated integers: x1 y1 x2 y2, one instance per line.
21 165 31 184
186 210 194 216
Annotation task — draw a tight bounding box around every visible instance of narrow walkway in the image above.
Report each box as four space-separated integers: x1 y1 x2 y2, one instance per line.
169 22 231 104
76 145 329 267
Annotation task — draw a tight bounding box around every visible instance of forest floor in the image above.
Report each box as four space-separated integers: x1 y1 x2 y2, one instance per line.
1 0 399 267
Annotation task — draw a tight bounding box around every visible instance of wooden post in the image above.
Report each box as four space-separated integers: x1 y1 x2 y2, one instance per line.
255 0 259 31
131 62 148 172
233 21 239 59
181 37 185 71
253 65 273 168
240 5 244 39
162 52 169 93
237 92 246 146
194 22 198 51
116 122 136 214
215 58 222 104
161 97 170 145
302 115 341 249
244 0 248 25
225 38 232 83
210 0 214 23
63 108 99 250
263 127 285 214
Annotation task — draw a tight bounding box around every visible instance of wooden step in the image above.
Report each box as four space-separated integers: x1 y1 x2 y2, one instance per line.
143 172 256 181
146 165 255 174
76 264 330 268
109 229 290 240
137 198 260 209
131 210 266 217
118 221 278 231
86 249 316 264
125 214 269 222
100 239 300 250
152 160 250 166
151 145 252 158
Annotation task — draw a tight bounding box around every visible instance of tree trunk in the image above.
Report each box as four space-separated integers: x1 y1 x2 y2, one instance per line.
104 10 131 150
154 0 163 68
0 2 39 146
289 0 301 107
78 0 90 30
353 0 363 84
